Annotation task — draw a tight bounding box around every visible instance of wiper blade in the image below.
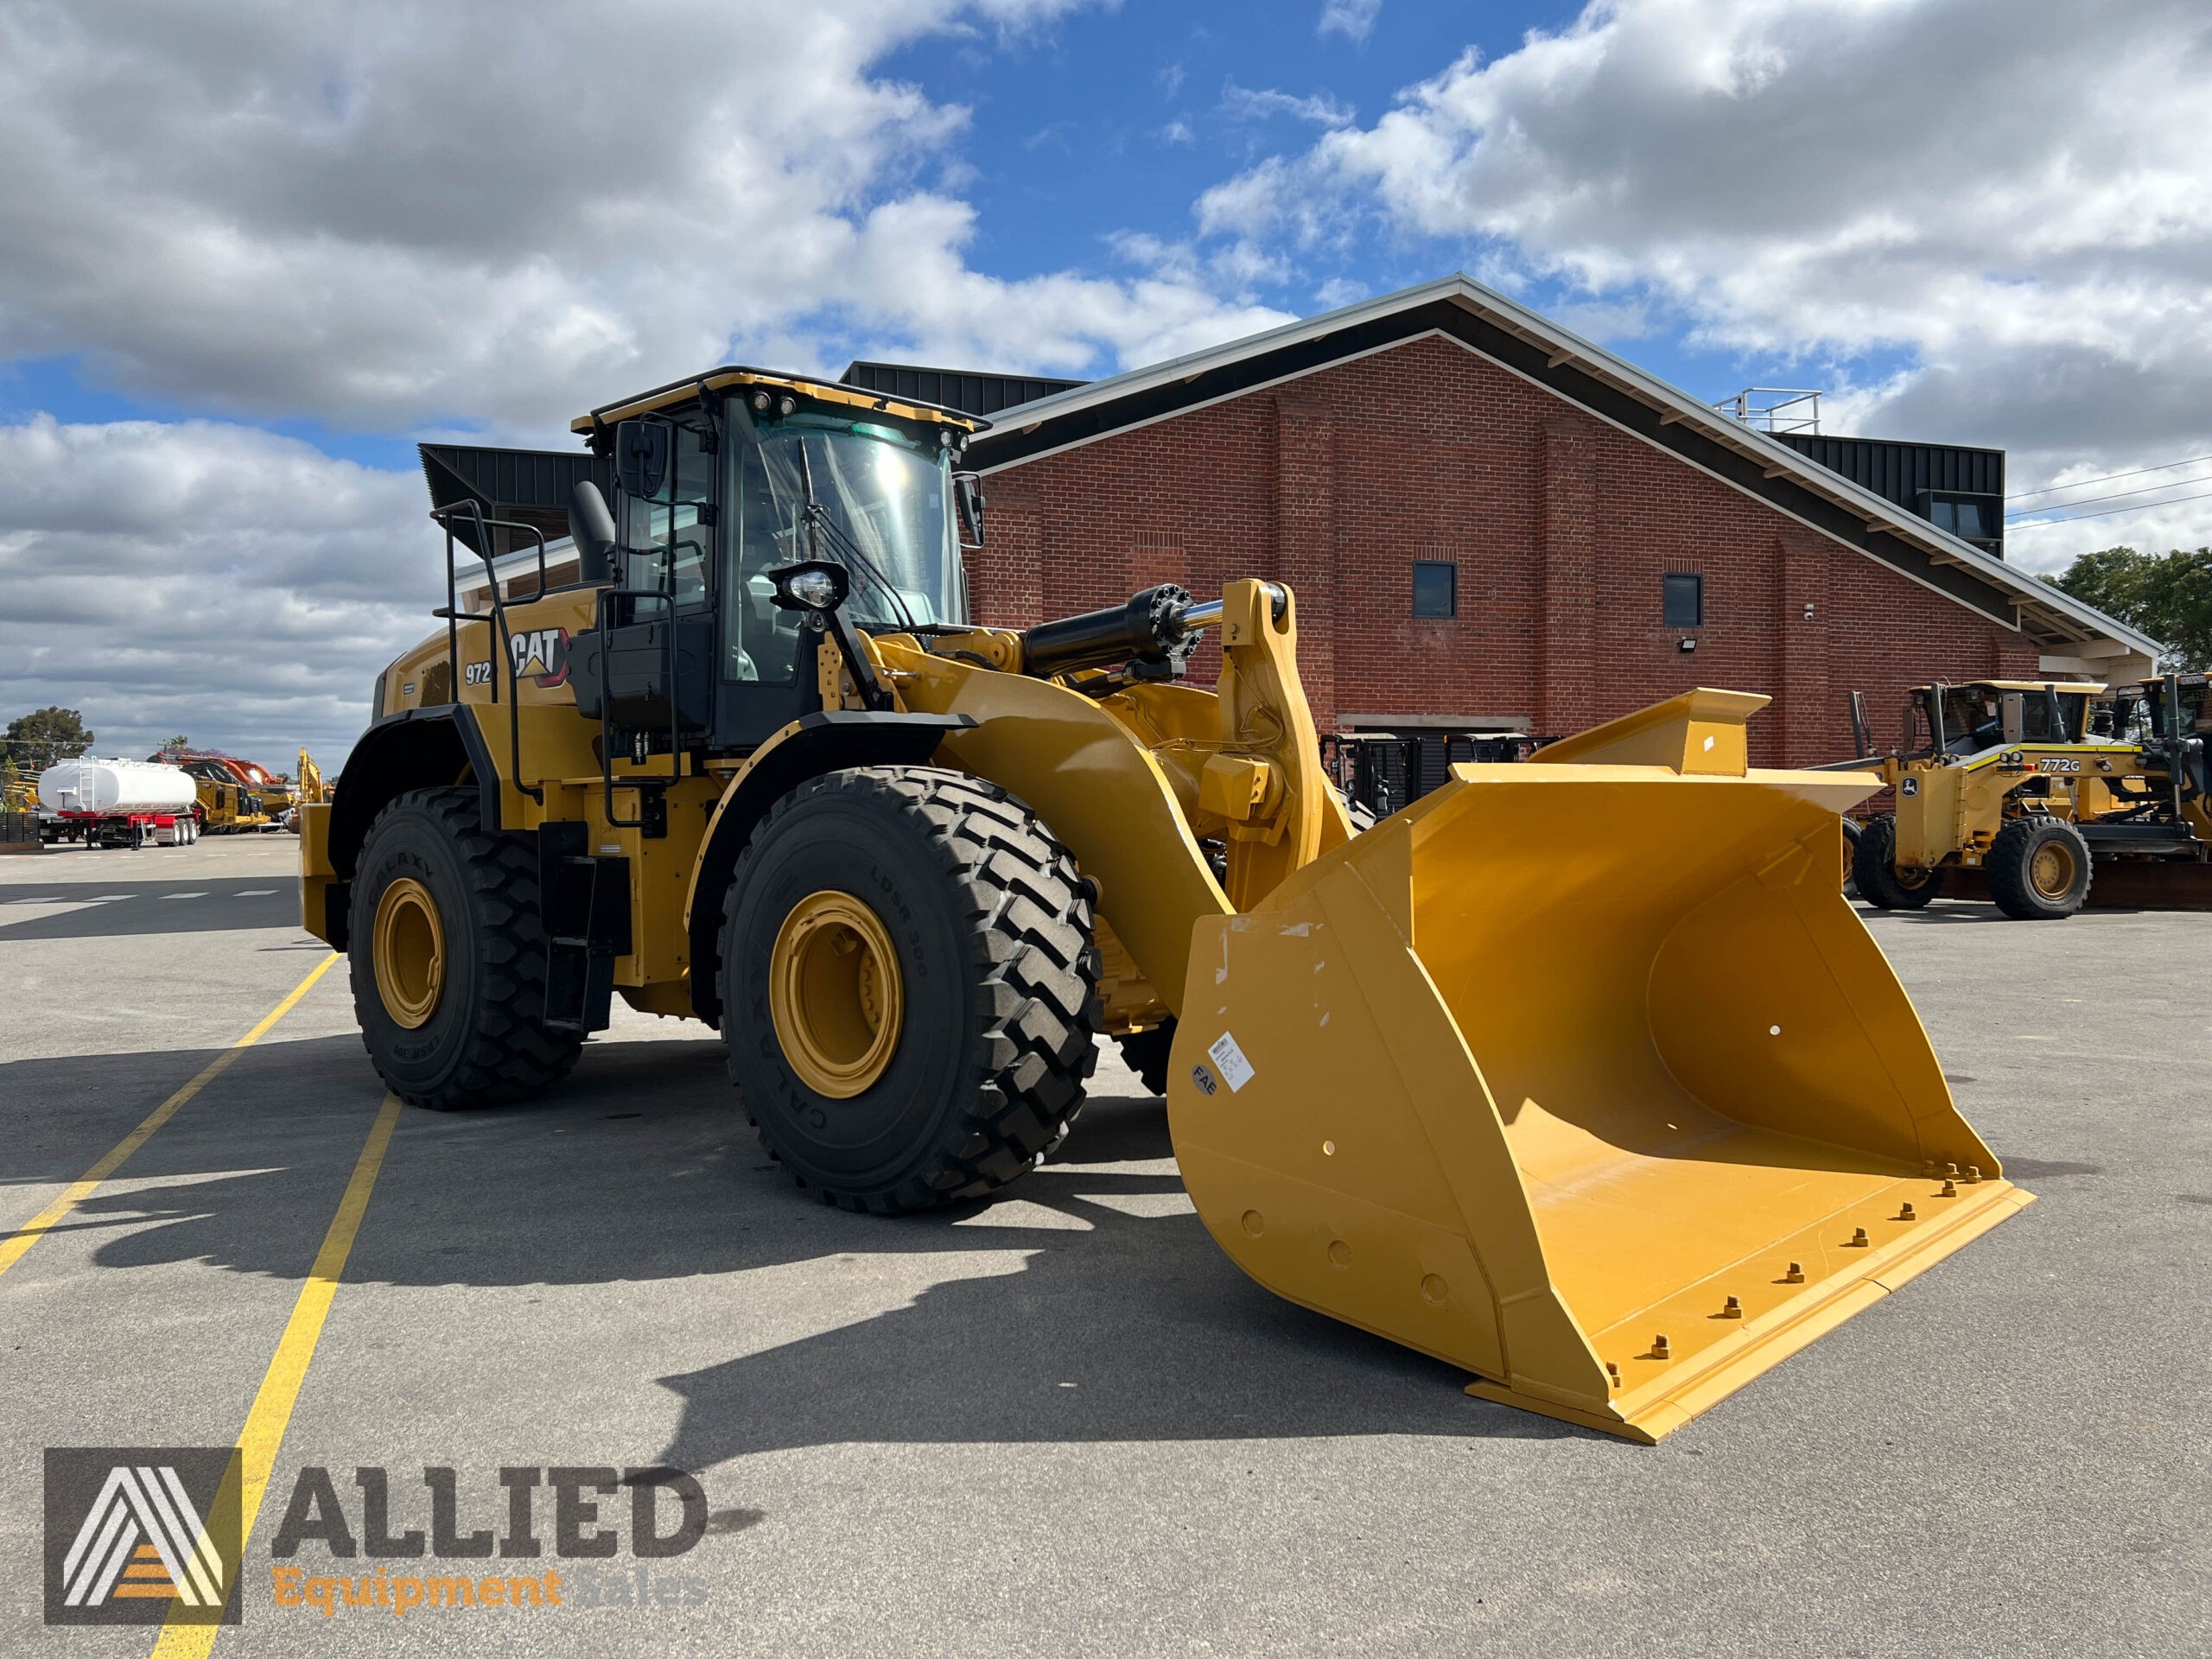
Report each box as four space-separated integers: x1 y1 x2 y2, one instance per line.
791 437 915 630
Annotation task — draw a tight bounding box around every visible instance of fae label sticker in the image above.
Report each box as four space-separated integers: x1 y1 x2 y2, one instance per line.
1207 1032 1255 1093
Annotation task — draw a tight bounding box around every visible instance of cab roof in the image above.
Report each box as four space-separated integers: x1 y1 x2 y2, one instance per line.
1931 680 2109 696
570 366 988 437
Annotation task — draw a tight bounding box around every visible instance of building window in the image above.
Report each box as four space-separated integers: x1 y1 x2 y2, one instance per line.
1929 497 1992 540
1662 571 1703 628
1413 561 1457 618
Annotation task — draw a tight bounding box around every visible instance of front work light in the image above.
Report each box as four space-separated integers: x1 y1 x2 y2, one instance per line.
768 560 851 613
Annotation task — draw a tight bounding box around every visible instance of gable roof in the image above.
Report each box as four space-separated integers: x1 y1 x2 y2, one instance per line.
967 274 2158 662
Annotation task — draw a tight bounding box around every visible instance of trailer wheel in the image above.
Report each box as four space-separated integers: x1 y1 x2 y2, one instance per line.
1987 817 2092 920
719 766 1103 1213
1852 814 1944 910
348 788 582 1110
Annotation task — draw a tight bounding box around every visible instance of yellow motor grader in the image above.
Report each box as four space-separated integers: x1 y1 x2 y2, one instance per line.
1850 680 2211 918
300 366 2029 1442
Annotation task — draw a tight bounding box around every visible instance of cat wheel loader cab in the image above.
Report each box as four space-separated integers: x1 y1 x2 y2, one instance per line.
299 365 2031 1441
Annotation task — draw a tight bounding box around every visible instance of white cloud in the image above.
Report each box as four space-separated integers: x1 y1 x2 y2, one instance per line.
0 0 1297 768
1198 0 2212 556
1318 0 1382 45
0 416 435 767
0 0 1277 435
1221 83 1358 128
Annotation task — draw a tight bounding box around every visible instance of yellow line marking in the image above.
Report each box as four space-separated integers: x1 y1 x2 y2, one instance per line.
151 1092 403 1659
0 951 341 1281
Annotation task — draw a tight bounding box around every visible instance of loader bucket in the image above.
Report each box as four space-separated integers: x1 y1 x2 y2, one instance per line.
1167 691 2032 1442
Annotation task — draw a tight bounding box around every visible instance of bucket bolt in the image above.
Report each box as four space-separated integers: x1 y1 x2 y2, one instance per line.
1848 1227 1870 1248
1940 1179 1957 1198
1606 1362 1621 1388
1651 1334 1671 1360
1945 1163 1960 1179
1783 1262 1805 1283
1965 1166 1982 1184
1898 1202 1917 1223
1720 1295 1743 1319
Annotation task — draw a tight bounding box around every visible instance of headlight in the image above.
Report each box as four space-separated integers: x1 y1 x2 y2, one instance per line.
768 561 851 613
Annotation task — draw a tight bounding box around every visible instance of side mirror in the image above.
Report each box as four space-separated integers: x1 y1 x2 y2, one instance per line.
614 419 671 500
954 472 986 550
568 480 620 584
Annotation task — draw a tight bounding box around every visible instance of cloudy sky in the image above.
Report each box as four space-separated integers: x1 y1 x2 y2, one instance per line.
3 0 2208 768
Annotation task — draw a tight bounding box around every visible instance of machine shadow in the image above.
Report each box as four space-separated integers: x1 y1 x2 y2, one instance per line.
3 1034 1567 1449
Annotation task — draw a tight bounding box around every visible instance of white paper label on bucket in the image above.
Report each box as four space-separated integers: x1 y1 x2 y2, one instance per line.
1208 1032 1255 1093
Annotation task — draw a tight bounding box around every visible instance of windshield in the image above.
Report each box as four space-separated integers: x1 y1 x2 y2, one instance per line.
724 419 961 683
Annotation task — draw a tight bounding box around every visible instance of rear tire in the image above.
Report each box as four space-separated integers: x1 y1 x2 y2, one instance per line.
1853 814 1944 910
348 788 582 1109
1841 816 1862 898
719 766 1102 1212
1986 817 2092 919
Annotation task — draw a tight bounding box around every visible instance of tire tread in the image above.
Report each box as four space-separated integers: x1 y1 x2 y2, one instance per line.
721 766 1102 1212
353 788 581 1109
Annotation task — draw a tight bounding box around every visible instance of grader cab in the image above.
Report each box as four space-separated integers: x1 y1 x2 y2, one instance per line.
301 367 2030 1440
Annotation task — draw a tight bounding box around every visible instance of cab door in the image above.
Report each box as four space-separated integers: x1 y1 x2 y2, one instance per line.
573 416 719 753
713 429 825 749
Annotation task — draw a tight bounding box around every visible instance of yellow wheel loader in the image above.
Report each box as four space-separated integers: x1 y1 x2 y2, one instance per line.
1851 680 2205 919
301 367 2031 1441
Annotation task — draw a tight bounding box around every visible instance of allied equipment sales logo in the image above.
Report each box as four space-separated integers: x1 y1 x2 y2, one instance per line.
47 1454 713 1625
44 1448 241 1626
264 1464 711 1620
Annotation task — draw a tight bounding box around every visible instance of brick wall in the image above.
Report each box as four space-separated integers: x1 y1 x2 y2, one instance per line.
977 335 2040 768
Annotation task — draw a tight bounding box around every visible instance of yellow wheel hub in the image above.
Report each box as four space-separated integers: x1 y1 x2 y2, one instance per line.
769 891 905 1098
2030 839 2078 899
373 876 446 1030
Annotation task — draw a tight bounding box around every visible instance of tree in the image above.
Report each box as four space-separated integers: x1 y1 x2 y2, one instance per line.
2043 546 2212 671
162 734 191 754
1 707 95 768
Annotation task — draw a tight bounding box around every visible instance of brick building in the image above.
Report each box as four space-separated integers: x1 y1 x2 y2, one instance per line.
858 276 2157 768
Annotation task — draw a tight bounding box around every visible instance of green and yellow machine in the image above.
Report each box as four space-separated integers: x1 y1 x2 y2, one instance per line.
302 366 2030 1441
1852 679 2212 918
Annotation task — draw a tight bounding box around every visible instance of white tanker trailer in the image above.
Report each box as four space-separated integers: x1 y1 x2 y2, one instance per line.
38 758 200 849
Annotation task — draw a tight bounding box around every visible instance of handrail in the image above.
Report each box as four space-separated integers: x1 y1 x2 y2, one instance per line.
430 501 550 804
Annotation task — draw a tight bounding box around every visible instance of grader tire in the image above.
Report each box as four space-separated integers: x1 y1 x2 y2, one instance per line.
719 766 1103 1213
1852 814 1944 910
1987 817 2093 920
349 788 582 1110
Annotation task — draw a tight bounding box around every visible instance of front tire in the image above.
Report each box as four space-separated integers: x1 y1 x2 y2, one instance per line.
1987 817 2092 919
719 766 1102 1212
1853 814 1944 910
348 788 582 1109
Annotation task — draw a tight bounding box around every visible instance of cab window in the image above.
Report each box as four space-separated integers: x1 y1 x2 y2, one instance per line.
620 422 714 614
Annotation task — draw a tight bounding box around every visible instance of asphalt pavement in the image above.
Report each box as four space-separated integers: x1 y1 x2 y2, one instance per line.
2 832 2206 1657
